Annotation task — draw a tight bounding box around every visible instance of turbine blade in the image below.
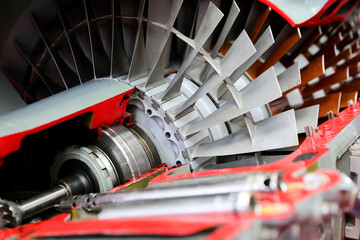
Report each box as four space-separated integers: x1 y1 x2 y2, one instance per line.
128 0 147 82
215 27 275 100
230 26 274 82
211 1 240 58
190 110 298 157
144 0 183 90
181 67 282 136
294 105 319 134
200 0 240 81
173 31 256 115
277 62 301 93
301 67 349 96
160 2 223 102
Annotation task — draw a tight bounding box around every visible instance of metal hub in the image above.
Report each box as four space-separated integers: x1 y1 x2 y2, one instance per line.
51 145 119 193
126 73 229 169
52 124 157 191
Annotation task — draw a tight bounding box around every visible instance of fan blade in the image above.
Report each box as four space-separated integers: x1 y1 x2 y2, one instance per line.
160 2 223 102
127 0 147 82
294 105 319 134
325 48 351 69
214 26 275 101
248 24 301 78
172 30 256 116
232 26 274 82
144 0 183 90
200 0 240 81
282 26 322 67
110 0 130 78
340 91 358 108
283 55 325 95
181 67 281 136
211 1 240 58
277 62 301 93
190 109 298 157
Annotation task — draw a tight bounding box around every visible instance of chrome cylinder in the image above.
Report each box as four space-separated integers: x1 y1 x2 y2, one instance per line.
19 185 68 220
97 124 153 180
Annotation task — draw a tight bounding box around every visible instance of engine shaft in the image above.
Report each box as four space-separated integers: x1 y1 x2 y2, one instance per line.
0 124 157 228
19 185 68 221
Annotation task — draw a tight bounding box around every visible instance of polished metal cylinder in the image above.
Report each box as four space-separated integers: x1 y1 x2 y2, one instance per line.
19 185 68 220
98 191 255 220
97 124 153 180
18 170 93 221
58 172 280 213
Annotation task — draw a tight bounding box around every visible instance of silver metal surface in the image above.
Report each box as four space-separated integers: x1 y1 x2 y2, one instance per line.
98 192 254 219
173 31 256 116
295 105 319 134
19 186 68 220
159 2 223 102
0 79 133 138
199 1 240 82
128 73 229 165
190 110 298 157
262 24 301 60
231 27 275 82
127 0 147 82
346 147 360 239
144 0 183 90
100 124 152 179
213 27 276 102
51 145 118 192
211 1 240 59
305 125 314 137
59 172 280 213
319 112 360 169
181 67 282 136
277 62 301 93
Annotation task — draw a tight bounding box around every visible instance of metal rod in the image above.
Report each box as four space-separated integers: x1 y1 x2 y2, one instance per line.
19 185 68 220
57 172 281 213
98 192 254 220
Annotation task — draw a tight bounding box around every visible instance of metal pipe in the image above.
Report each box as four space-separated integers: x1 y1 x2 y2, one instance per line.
57 172 281 213
98 191 255 220
0 170 94 228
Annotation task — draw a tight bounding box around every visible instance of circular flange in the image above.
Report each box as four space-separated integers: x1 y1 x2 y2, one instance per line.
51 145 118 193
125 74 229 167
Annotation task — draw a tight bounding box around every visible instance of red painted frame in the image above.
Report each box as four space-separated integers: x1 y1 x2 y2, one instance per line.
259 0 360 27
0 88 134 160
1 100 359 239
